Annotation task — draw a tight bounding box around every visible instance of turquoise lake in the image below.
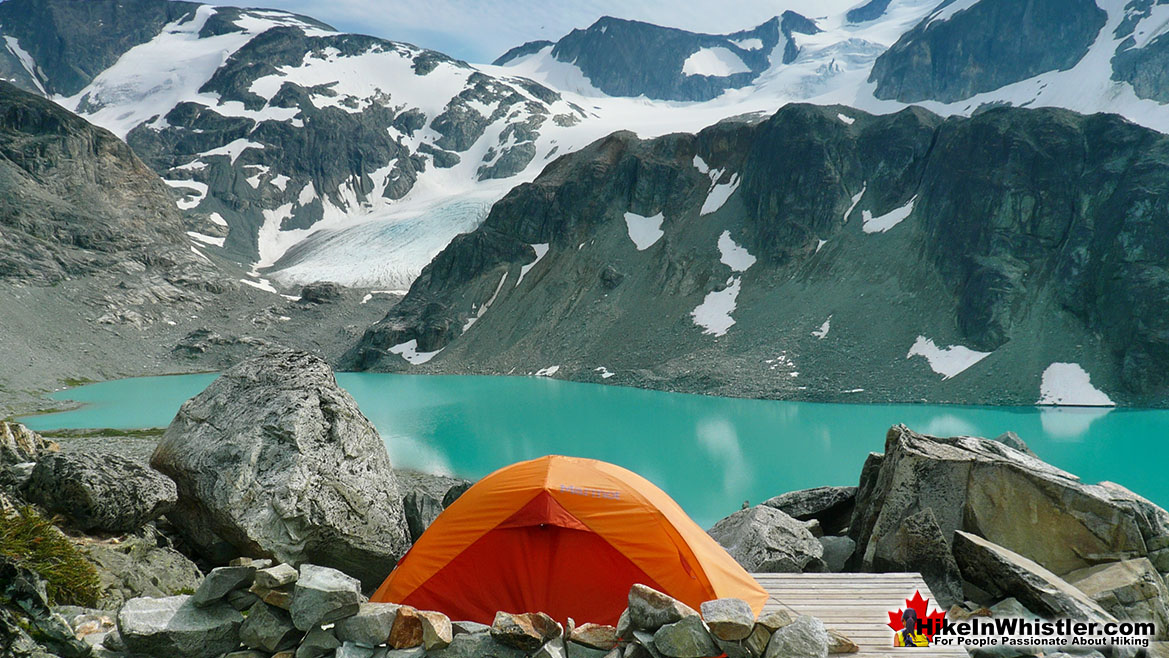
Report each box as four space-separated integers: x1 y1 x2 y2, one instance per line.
20 373 1169 527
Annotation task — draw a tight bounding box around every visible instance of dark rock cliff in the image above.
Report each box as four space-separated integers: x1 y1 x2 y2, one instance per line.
346 104 1169 406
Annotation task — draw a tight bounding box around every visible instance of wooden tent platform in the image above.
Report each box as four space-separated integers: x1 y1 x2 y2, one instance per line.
752 572 968 657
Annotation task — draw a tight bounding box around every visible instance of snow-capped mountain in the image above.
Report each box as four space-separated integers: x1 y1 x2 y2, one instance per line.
0 0 590 289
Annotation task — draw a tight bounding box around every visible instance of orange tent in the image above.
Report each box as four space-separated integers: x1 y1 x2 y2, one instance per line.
371 455 767 625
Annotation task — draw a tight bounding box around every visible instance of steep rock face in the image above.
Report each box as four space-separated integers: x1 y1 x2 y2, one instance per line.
0 0 582 280
0 80 202 283
1111 0 1169 103
151 348 410 588
870 0 1107 103
347 103 1169 405
496 14 819 102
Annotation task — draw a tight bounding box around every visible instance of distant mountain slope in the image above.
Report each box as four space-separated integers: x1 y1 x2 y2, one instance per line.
0 0 588 290
494 14 818 102
346 104 1169 407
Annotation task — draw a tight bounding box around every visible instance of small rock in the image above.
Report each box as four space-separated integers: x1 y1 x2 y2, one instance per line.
713 622 771 658
255 563 299 589
452 620 490 635
385 648 427 658
616 609 633 640
567 641 610 658
225 651 269 658
427 631 528 658
117 595 243 658
390 606 424 649
492 611 562 651
227 588 260 611
296 627 341 658
335 603 400 647
191 565 255 607
300 281 345 304
534 640 567 658
289 564 363 631
826 629 858 654
442 481 472 508
700 598 754 641
570 622 618 650
240 601 302 653
628 584 699 632
632 630 663 658
336 641 377 658
763 615 828 658
755 610 793 632
419 609 453 650
653 616 718 658
992 431 1037 457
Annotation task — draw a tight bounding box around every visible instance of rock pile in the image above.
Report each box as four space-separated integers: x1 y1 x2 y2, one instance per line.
88 574 852 658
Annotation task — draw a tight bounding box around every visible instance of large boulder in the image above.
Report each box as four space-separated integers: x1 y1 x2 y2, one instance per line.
763 615 827 658
952 531 1113 621
851 426 1148 577
709 506 826 573
870 509 964 608
653 615 718 658
289 564 362 631
23 450 176 533
762 487 856 536
151 348 410 587
0 421 57 492
117 595 243 658
1065 558 1169 639
627 584 699 632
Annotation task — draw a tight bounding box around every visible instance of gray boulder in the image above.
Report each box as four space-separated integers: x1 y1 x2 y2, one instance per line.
491 611 562 651
653 616 718 657
762 487 856 536
763 615 827 658
628 584 699 632
289 564 363 631
700 598 754 641
952 531 1113 621
336 641 376 658
23 450 176 533
0 557 91 658
992 431 1036 457
419 610 453 650
709 506 826 573
442 481 473 508
240 601 301 652
1065 558 1169 638
871 508 964 608
117 595 243 658
851 426 1147 577
151 348 410 588
335 602 400 647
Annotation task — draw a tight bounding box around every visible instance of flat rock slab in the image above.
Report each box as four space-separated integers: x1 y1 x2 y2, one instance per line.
117 595 243 658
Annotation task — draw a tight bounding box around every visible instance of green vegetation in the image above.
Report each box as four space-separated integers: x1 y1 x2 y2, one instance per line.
0 506 99 606
61 377 96 388
38 427 164 439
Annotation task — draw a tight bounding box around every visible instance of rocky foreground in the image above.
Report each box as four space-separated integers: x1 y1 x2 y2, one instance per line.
2 348 1169 657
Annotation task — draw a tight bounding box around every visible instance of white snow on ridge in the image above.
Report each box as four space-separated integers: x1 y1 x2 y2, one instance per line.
4 37 45 94
535 365 560 376
390 339 443 365
187 231 225 247
202 139 265 166
464 272 508 331
844 186 865 222
692 277 742 336
837 112 855 124
717 231 756 271
862 196 916 233
701 174 741 215
682 47 752 77
624 212 665 250
926 0 983 28
595 366 615 379
1038 363 1115 407
515 243 550 287
907 336 990 379
731 38 764 51
693 155 710 174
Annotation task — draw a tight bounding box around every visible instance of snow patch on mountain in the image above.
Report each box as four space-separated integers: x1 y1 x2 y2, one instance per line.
682 47 751 76
717 231 756 271
862 196 915 233
1038 363 1115 406
516 243 550 288
624 211 665 250
390 339 443 365
692 277 742 336
701 174 740 215
907 335 990 379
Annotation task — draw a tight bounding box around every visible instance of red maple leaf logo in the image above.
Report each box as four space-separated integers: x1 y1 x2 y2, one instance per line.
887 590 947 641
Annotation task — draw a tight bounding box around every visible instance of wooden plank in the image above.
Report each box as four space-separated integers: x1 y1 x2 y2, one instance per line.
751 573 966 656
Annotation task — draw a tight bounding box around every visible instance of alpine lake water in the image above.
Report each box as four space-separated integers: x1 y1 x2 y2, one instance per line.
19 373 1169 527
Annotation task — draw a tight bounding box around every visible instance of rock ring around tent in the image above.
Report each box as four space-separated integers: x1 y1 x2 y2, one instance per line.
372 455 767 624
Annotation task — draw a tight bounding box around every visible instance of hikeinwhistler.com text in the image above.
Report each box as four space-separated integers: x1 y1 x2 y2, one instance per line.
922 617 1156 649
